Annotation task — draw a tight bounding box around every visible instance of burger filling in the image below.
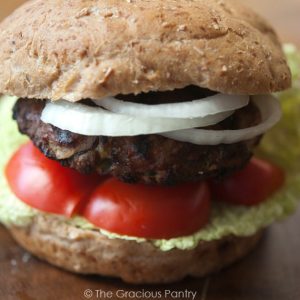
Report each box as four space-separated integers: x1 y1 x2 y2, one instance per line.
0 85 287 240
13 87 262 185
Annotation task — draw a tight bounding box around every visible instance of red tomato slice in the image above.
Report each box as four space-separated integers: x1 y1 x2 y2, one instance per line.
210 158 285 206
6 142 211 239
81 178 211 239
5 142 102 216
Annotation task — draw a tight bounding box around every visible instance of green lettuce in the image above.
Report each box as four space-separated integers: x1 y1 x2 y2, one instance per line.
284 43 300 88
0 45 300 251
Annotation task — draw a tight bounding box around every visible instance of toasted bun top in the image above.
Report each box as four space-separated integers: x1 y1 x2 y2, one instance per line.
0 0 291 101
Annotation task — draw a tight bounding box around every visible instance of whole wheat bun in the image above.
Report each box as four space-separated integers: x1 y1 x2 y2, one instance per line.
9 214 263 284
0 0 291 102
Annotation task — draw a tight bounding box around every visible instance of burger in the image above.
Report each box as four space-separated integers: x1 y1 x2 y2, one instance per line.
0 0 299 284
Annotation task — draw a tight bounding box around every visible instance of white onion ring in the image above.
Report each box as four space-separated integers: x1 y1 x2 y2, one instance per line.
93 94 249 119
160 95 281 145
41 101 233 136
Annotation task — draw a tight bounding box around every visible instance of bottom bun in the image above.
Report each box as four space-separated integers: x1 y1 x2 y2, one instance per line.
9 215 263 284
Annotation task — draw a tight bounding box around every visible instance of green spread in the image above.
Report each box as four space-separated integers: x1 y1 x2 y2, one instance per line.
1 46 300 251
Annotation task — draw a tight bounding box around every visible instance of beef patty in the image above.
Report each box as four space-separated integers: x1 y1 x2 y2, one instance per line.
13 87 262 185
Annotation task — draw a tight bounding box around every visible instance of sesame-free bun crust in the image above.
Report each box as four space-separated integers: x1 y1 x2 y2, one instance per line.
9 214 263 284
0 0 291 101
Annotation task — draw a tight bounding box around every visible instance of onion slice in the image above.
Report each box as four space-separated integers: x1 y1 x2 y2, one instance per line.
41 101 234 136
93 94 249 119
161 95 281 145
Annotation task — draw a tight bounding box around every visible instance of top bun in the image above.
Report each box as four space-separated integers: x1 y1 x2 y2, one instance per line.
0 0 291 101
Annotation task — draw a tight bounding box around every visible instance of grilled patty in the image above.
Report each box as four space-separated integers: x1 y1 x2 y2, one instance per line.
13 87 262 185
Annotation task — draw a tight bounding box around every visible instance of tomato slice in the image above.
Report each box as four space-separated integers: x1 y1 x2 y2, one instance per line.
210 158 285 206
6 142 211 239
81 178 211 239
5 143 284 239
5 142 102 216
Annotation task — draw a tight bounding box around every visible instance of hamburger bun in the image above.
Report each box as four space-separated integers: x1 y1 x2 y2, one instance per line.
0 0 290 102
0 0 291 285
10 214 263 284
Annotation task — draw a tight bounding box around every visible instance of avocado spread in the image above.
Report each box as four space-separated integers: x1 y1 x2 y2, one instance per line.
1 46 299 251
